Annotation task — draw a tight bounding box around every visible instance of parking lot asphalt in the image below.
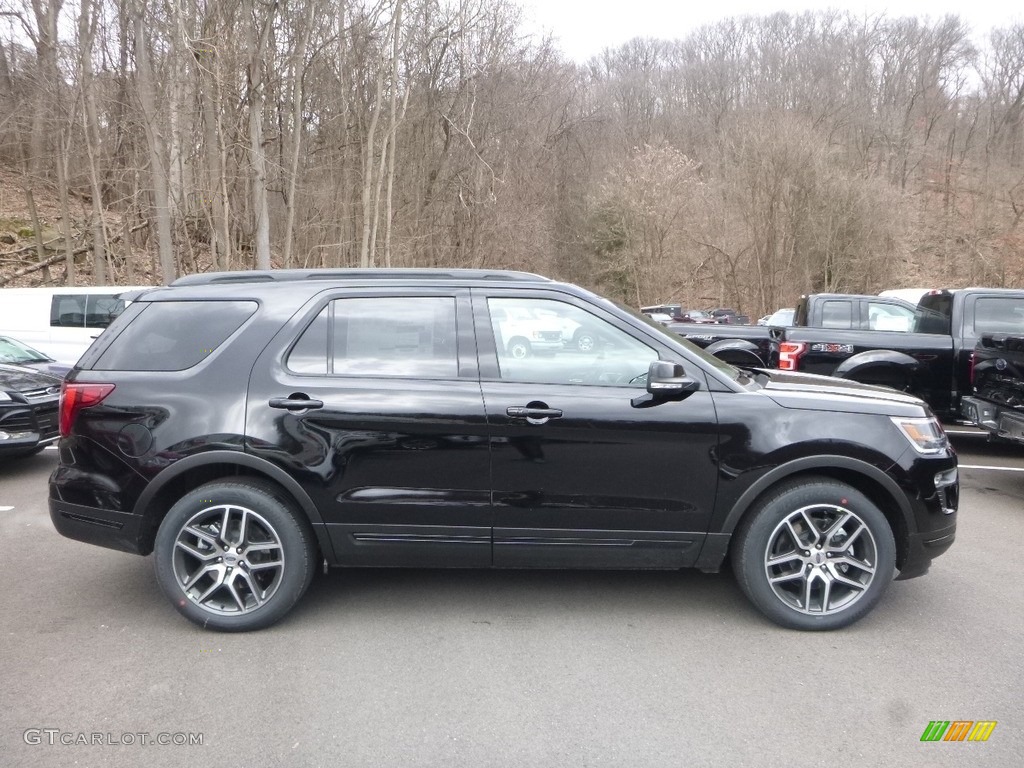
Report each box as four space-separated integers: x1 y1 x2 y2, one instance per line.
1 437 1021 767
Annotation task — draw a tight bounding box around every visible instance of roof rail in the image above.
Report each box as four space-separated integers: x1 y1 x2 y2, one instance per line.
171 268 551 286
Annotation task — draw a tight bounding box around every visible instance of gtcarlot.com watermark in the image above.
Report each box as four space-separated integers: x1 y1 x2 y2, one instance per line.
24 729 204 747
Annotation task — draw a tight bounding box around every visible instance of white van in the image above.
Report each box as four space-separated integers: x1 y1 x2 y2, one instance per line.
0 286 153 364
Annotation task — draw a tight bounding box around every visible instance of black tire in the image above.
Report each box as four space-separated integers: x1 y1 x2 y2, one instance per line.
154 479 317 632
507 337 532 359
731 477 896 631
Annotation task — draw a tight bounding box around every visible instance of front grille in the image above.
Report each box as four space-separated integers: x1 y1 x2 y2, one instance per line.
34 404 59 438
22 386 61 401
0 401 59 437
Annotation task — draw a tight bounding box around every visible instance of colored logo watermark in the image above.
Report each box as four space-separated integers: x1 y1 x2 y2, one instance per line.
920 721 997 742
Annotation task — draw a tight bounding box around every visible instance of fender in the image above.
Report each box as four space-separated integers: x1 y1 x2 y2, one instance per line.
718 454 914 535
833 349 920 379
695 453 915 573
705 338 765 367
131 449 336 559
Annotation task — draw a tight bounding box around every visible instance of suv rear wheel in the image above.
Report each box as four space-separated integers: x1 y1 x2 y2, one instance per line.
154 479 316 631
731 478 896 630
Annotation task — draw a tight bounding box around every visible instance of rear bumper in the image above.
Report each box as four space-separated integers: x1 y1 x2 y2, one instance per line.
961 396 1024 443
49 497 148 555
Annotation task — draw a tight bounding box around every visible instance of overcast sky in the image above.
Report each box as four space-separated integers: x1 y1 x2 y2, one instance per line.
516 1 1022 62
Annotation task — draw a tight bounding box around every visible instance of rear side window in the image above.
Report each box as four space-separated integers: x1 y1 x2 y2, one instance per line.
972 297 1024 335
287 297 458 378
821 301 853 329
50 294 127 328
93 301 257 371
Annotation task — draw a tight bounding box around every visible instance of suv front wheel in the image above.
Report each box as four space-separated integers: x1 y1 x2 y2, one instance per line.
154 479 316 631
731 478 896 630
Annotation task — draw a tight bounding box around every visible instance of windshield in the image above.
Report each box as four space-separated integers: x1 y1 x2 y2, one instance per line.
0 336 52 364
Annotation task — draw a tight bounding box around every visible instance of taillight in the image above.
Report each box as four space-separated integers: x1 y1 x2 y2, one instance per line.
60 382 115 437
778 342 807 371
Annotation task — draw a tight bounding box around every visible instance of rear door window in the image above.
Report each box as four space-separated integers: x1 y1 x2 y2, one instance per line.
287 297 458 378
820 301 853 329
93 301 257 371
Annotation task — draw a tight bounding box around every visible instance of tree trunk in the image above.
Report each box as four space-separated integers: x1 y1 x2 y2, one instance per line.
135 11 176 284
245 0 278 270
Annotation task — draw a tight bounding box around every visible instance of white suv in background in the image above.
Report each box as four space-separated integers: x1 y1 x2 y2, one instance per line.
490 305 563 358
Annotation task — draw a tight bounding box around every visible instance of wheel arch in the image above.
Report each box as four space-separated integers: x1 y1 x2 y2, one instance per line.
711 456 913 573
833 350 920 388
705 339 766 367
131 450 334 560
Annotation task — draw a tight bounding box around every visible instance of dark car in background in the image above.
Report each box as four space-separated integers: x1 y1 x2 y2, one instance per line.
50 268 957 633
709 308 751 325
0 335 73 378
0 363 62 459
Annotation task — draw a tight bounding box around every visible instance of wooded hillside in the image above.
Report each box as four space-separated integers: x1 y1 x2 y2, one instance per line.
1 2 1022 316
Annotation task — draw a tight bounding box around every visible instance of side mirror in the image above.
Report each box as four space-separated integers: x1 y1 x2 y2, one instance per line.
632 361 700 407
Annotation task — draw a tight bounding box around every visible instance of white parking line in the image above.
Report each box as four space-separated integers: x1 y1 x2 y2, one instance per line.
0 506 13 512
44 445 58 451
959 464 1024 473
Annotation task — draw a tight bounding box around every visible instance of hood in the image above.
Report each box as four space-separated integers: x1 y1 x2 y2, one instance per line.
759 369 930 417
0 363 64 395
22 360 72 379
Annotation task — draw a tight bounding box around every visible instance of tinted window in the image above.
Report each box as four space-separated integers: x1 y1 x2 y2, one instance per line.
821 301 853 329
50 294 127 328
972 297 1024 335
487 297 657 386
287 297 458 378
916 293 953 334
94 301 257 371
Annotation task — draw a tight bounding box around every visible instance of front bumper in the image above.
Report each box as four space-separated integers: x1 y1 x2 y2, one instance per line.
897 522 957 579
0 430 58 455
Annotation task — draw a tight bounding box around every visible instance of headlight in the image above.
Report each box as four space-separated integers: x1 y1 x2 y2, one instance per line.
890 416 949 454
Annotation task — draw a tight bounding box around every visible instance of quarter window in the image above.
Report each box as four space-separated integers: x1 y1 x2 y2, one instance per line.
94 301 257 371
288 297 458 378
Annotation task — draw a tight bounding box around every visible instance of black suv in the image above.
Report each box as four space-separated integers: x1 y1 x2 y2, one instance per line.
50 269 959 632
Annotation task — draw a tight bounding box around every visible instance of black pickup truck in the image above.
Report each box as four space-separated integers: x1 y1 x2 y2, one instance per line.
776 288 1024 420
961 334 1024 443
666 293 917 370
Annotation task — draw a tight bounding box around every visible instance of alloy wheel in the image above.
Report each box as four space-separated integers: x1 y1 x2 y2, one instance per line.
172 503 286 616
763 503 878 616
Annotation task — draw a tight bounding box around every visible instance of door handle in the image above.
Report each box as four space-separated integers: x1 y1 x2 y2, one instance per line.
269 396 324 411
506 406 562 420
